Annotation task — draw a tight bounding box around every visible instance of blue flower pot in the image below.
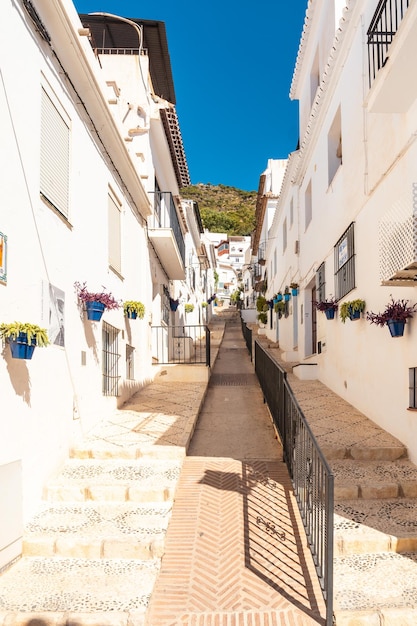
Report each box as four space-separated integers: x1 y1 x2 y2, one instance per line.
325 309 335 320
277 294 283 302
86 301 105 321
291 289 298 296
349 308 361 321
387 319 405 337
284 293 290 302
8 333 36 359
126 310 137 319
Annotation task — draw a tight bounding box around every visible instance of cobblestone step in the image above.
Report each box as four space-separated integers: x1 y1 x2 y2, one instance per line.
0 556 156 623
43 459 182 503
334 498 417 556
22 501 171 560
330 459 417 500
333 551 417 624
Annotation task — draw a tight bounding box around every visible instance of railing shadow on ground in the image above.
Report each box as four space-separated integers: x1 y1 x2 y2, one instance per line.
197 461 326 624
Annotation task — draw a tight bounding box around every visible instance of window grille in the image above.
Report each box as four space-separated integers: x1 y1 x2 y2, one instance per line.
102 323 120 396
126 345 134 380
40 87 70 217
334 223 355 300
316 262 326 302
409 368 417 409
162 286 170 324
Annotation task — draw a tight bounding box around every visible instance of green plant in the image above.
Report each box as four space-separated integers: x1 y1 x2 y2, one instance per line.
340 299 366 323
74 281 121 310
274 301 285 315
257 311 268 324
184 303 195 314
201 302 208 308
290 282 299 290
256 296 268 312
123 301 145 319
0 322 49 347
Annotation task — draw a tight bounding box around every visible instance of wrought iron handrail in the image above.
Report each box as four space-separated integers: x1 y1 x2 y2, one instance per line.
240 318 253 361
367 0 410 86
254 340 334 626
151 325 210 366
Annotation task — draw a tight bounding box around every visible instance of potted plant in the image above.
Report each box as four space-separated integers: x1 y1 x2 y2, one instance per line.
184 303 194 314
366 296 417 337
74 281 121 321
340 299 366 323
284 287 291 302
201 302 208 308
257 311 268 325
274 301 285 318
123 301 145 320
0 322 49 359
256 295 268 312
290 282 299 296
315 297 338 320
273 292 283 304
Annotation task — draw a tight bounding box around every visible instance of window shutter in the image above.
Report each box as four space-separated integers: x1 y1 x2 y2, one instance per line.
108 193 121 274
40 88 70 217
316 262 325 301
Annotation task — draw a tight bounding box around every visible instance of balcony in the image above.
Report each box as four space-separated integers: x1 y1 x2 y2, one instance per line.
379 183 417 284
367 0 417 113
148 192 186 280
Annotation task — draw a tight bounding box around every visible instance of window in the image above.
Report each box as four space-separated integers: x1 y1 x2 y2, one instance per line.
108 188 122 275
40 86 70 217
328 107 342 184
334 223 355 300
102 323 120 396
316 262 326 303
126 345 134 380
305 181 312 230
409 368 417 409
162 286 170 324
290 198 294 227
273 249 277 276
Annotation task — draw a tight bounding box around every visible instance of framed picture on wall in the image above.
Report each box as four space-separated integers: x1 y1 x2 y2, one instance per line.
0 232 7 285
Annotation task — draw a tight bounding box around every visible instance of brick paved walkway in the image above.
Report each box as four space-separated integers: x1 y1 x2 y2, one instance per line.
145 314 326 626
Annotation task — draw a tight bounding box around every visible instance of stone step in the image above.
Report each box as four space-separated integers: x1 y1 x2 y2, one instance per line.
330 459 417 500
70 442 186 461
23 502 171 560
43 459 182 503
0 556 156 623
333 551 417 625
334 498 417 556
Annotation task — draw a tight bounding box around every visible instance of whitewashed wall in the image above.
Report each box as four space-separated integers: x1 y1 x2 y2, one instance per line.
264 0 417 461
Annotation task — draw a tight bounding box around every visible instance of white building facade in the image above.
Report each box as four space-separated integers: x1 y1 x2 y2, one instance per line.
0 0 209 570
262 0 417 461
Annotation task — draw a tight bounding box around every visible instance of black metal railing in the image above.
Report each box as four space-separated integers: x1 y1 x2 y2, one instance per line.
149 191 185 266
240 317 253 361
254 341 334 626
367 0 410 86
151 325 210 366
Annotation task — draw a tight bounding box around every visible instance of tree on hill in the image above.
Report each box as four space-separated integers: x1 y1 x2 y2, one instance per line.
181 183 256 236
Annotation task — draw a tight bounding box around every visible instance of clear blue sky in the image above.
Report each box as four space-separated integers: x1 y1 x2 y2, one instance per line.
73 0 308 191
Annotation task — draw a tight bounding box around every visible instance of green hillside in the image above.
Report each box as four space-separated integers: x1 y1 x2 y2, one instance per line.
181 183 257 236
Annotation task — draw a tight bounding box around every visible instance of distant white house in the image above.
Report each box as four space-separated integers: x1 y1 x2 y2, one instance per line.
258 0 417 462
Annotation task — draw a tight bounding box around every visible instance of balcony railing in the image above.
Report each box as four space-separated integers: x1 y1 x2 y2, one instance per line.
149 191 185 266
151 325 210 365
367 0 410 86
